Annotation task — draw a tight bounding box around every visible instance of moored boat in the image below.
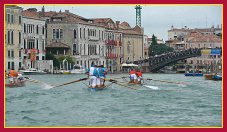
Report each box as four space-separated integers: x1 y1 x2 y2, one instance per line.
70 65 86 74
204 74 213 80
204 73 222 81
212 74 222 81
62 70 71 74
23 68 47 75
184 73 203 77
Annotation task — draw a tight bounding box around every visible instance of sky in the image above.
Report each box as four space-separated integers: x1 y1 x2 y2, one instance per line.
20 5 222 41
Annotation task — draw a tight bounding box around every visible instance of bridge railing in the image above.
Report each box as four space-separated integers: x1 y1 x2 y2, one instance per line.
133 48 202 72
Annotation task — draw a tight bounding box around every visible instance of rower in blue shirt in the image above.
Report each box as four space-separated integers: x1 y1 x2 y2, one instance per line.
97 65 107 87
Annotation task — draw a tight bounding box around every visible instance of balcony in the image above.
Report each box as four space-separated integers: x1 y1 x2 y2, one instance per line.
23 49 46 54
105 53 118 59
105 40 117 46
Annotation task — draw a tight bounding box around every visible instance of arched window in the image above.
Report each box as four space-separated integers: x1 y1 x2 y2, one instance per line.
73 44 77 55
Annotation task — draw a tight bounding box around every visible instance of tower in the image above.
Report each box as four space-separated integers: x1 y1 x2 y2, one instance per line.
135 5 142 27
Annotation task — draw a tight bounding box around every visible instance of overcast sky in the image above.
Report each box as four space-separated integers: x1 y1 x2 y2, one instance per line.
21 5 222 41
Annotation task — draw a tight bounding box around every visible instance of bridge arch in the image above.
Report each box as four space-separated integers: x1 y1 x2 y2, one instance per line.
133 48 201 72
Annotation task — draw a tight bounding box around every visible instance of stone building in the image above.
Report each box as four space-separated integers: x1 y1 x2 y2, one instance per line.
120 22 144 64
22 8 46 69
44 10 106 69
5 5 23 71
185 32 222 68
92 18 123 72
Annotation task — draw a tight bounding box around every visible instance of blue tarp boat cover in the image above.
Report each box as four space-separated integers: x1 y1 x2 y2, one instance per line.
211 49 222 55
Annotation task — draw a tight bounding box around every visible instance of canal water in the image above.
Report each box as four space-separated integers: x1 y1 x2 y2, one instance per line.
5 74 222 127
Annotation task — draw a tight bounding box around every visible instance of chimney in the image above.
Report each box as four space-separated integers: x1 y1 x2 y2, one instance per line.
171 25 174 29
116 21 120 29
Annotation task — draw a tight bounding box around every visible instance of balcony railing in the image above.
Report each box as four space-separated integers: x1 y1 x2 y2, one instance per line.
23 49 46 54
105 40 117 45
105 53 119 59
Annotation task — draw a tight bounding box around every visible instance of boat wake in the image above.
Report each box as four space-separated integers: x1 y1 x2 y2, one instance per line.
177 84 187 87
41 83 54 90
143 85 159 90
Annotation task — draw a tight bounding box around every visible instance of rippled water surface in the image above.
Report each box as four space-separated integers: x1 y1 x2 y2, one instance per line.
5 74 222 127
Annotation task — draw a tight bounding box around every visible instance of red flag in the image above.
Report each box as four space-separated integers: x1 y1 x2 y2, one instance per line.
30 48 36 61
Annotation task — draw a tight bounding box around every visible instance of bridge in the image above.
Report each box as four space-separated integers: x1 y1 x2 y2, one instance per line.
133 48 202 72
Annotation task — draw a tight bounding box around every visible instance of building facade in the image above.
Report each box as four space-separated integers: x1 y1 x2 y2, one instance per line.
119 22 144 64
45 10 106 69
22 9 46 69
185 32 222 69
5 5 23 71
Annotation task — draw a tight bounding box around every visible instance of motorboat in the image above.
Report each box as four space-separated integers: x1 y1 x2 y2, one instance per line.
23 68 47 75
184 73 203 77
70 65 86 74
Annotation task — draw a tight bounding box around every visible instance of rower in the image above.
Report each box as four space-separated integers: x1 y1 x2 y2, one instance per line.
97 65 107 87
17 73 25 83
8 67 18 84
87 64 97 88
129 68 137 83
136 69 143 84
96 65 101 88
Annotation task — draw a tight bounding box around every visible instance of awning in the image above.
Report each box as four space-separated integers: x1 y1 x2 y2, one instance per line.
121 63 128 66
211 49 221 55
127 63 138 67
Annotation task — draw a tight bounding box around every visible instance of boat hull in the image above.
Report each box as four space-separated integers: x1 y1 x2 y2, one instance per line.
184 73 203 77
87 86 108 91
6 82 25 88
204 74 213 80
212 75 222 81
23 72 47 75
128 82 142 86
204 74 222 81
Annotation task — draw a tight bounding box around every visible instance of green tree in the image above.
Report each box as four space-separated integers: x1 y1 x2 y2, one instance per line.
45 52 60 68
149 34 174 56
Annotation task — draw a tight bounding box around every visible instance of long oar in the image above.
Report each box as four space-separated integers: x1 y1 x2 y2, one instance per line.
108 79 137 90
51 78 88 88
104 78 126 84
111 76 128 80
146 78 188 85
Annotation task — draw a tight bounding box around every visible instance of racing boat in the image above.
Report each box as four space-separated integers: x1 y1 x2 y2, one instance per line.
87 85 108 91
5 81 25 88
